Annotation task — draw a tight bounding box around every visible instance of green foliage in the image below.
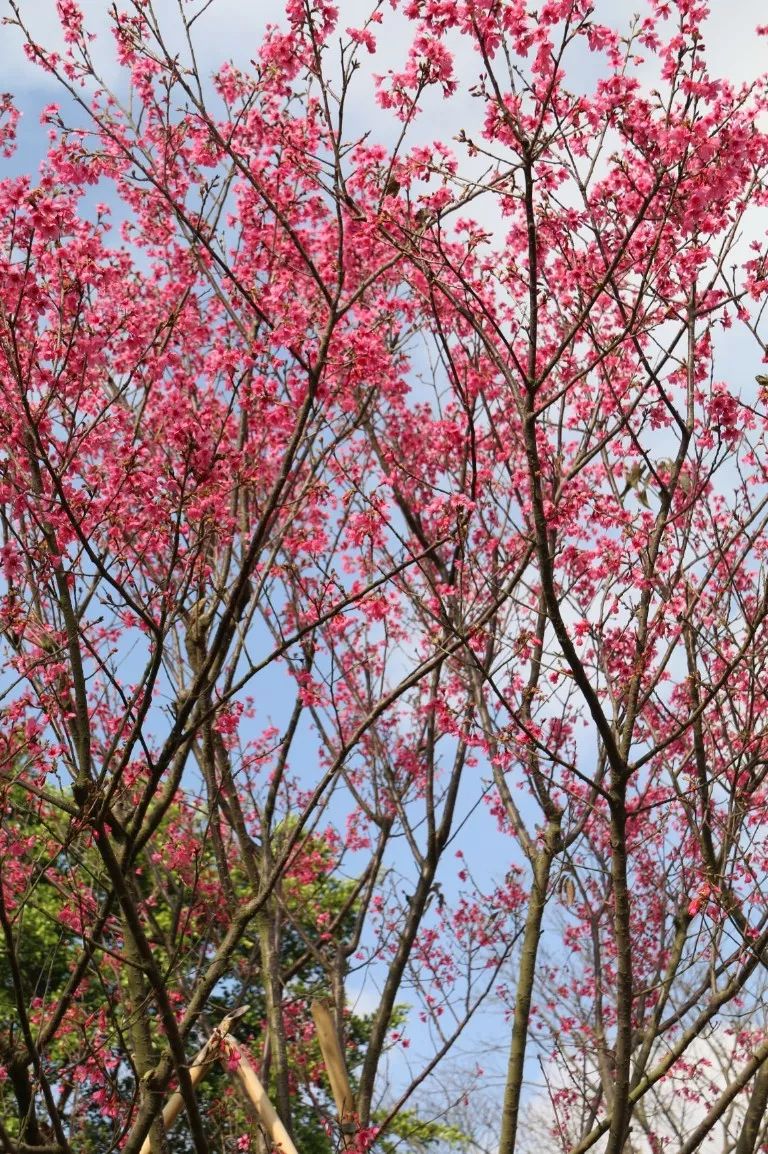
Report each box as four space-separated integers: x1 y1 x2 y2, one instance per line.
0 789 467 1153
376 1108 472 1154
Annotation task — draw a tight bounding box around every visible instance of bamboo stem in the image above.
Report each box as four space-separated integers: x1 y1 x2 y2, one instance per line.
138 1007 249 1154
224 1035 301 1154
311 1000 357 1146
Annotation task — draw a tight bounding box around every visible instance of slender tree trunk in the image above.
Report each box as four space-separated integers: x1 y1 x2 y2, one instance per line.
122 915 169 1154
735 1060 768 1154
257 907 293 1136
498 816 561 1154
604 795 633 1154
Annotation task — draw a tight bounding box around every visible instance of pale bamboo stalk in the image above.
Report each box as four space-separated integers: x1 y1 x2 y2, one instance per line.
137 1044 214 1154
138 1006 248 1154
224 1034 301 1154
311 999 358 1145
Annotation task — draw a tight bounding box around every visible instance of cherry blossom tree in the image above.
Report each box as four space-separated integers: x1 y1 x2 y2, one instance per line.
2 1 768 1152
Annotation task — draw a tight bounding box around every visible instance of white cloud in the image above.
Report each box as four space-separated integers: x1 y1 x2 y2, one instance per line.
518 1023 765 1154
1 0 276 92
5 1 766 139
